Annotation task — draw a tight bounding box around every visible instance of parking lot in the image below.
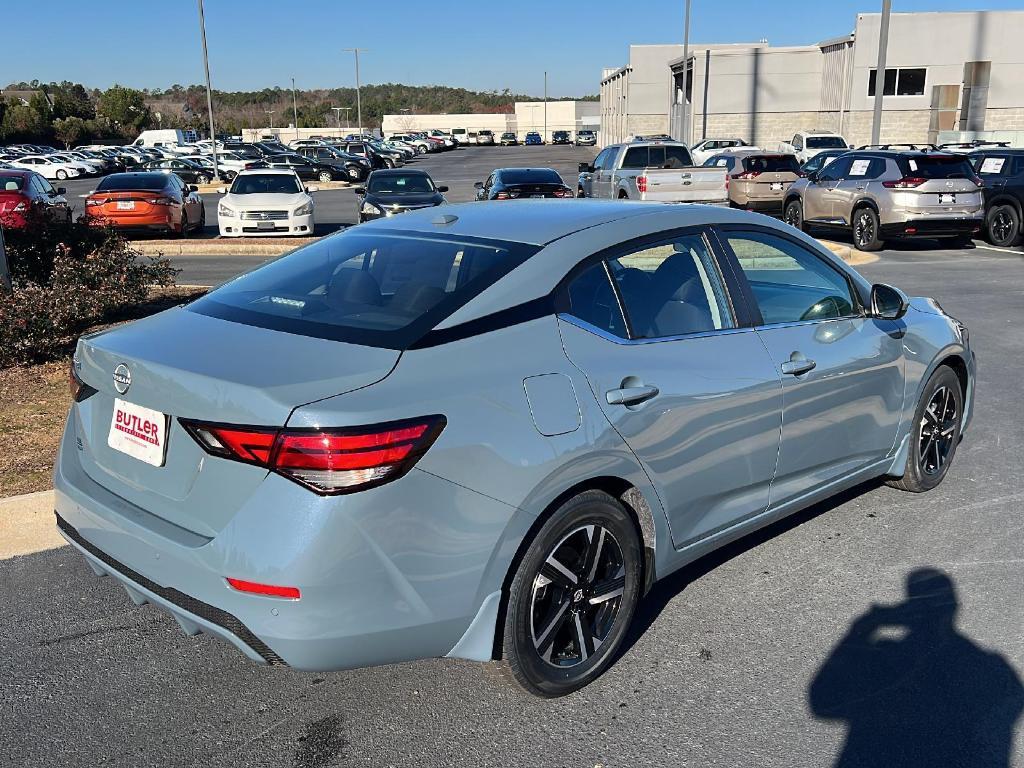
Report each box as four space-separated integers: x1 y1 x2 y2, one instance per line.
3 146 1022 764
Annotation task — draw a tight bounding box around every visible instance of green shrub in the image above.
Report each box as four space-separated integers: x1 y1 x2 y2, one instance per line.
1 210 177 368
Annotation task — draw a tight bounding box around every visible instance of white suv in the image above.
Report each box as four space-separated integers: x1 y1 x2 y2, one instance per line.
781 131 850 164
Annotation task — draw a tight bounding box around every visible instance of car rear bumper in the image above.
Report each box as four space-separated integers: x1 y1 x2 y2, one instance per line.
880 217 983 239
53 416 513 671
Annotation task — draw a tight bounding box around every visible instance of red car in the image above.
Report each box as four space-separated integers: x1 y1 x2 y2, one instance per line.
85 172 205 236
0 169 71 228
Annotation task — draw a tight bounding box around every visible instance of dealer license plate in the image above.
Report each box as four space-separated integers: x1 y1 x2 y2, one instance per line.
107 398 168 467
116 201 135 210
257 221 276 230
770 182 784 191
938 193 956 205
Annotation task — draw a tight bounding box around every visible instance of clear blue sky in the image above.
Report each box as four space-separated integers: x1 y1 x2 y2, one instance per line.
4 0 1021 97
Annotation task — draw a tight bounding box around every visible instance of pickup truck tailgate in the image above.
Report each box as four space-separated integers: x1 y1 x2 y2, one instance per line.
639 167 728 204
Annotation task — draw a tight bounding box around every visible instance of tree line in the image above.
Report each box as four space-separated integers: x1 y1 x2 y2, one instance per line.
2 80 597 146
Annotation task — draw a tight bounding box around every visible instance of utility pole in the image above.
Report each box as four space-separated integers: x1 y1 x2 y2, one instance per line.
870 0 892 145
331 107 343 131
543 71 548 143
265 110 275 130
341 107 351 131
344 48 368 135
291 77 299 140
196 0 219 180
680 0 691 146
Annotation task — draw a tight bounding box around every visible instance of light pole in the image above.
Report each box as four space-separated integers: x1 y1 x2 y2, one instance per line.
870 0 892 145
196 0 219 180
291 77 299 140
265 110 275 131
680 0 691 145
343 48 367 134
341 107 352 131
543 71 548 143
331 107 343 131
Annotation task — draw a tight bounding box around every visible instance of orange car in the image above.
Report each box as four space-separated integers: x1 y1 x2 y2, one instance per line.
85 172 205 236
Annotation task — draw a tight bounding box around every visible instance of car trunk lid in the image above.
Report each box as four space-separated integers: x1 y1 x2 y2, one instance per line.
73 307 400 536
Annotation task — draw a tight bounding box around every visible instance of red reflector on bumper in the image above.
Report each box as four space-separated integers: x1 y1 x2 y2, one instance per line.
227 578 301 599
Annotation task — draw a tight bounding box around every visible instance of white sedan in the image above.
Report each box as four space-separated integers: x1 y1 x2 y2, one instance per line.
10 155 83 180
217 168 315 237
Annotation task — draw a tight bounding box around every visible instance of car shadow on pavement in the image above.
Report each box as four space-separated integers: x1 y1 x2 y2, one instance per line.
808 568 1024 768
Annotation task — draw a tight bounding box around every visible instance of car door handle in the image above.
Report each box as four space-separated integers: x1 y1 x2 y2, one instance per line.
780 358 816 376
606 385 660 406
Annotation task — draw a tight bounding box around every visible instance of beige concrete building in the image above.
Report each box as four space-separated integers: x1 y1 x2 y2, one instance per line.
380 101 600 142
603 10 1024 150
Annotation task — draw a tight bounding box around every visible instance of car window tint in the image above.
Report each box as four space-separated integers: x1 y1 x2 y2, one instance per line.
565 262 627 338
726 232 857 325
744 155 799 173
621 147 648 169
608 233 732 339
818 156 851 181
189 232 539 349
664 146 692 167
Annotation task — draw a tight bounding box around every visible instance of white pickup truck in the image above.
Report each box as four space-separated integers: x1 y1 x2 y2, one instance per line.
577 141 728 204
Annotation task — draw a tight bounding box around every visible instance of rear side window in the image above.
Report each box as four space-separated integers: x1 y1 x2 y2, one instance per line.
189 231 539 349
565 262 627 338
900 155 974 179
621 147 649 169
608 233 733 339
743 155 800 173
726 232 857 325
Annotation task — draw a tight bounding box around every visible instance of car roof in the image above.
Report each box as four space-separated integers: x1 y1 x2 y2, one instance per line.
356 199 764 246
0 169 32 177
235 167 299 176
369 168 431 177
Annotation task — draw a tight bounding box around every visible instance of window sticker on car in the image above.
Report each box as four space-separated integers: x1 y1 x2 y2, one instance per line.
980 157 1006 174
822 156 836 167
909 159 918 171
849 159 871 176
716 159 728 166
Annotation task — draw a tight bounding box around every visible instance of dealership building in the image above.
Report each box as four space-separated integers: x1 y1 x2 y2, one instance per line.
600 10 1024 149
380 101 600 142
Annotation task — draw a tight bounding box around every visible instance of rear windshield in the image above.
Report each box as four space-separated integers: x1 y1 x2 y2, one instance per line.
899 155 975 179
188 231 539 348
806 136 848 149
0 175 26 191
621 145 692 169
367 174 435 194
743 155 800 173
230 174 302 194
96 173 168 191
500 169 563 184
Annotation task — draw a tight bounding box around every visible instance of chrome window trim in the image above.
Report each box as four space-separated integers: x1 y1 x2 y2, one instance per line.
754 314 864 332
557 313 754 346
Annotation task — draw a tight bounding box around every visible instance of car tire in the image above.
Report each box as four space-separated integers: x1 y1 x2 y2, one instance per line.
852 207 883 251
198 205 206 232
499 490 641 697
887 366 964 493
178 211 189 239
319 171 333 183
56 170 68 180
985 204 1020 247
784 199 804 231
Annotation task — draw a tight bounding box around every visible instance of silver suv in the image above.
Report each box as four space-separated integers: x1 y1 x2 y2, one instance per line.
783 150 984 250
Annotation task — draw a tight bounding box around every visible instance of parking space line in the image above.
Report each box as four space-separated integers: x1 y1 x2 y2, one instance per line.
973 244 1023 255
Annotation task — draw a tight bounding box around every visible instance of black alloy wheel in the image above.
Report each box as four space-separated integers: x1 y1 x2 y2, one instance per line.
887 366 963 493
853 207 883 251
784 199 804 231
986 204 1020 247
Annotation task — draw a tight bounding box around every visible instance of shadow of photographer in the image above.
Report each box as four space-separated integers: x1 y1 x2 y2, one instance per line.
809 568 1024 767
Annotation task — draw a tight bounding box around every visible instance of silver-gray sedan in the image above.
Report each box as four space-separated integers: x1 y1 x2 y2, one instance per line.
56 201 975 696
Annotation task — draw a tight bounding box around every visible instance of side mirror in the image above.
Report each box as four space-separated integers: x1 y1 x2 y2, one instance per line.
579 162 594 174
806 171 819 183
473 181 484 189
353 187 366 195
870 283 909 320
436 185 449 193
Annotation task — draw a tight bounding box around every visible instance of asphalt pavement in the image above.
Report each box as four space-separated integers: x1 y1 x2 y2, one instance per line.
5 156 1024 767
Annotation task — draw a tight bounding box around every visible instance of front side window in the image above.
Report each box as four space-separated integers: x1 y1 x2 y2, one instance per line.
726 232 857 325
608 233 733 339
188 231 538 349
818 156 852 182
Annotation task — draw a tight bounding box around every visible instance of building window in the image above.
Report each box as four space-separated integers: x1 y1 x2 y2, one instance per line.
868 68 926 96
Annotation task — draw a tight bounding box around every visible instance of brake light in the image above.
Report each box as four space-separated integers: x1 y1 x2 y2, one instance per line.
147 197 175 206
494 191 510 200
637 175 647 193
226 578 300 600
882 177 926 189
181 416 446 494
85 197 104 206
68 359 97 402
554 187 574 198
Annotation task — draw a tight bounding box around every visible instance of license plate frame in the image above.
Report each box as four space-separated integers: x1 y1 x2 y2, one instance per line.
116 200 135 211
769 182 784 191
256 220 276 230
107 398 169 467
938 193 956 205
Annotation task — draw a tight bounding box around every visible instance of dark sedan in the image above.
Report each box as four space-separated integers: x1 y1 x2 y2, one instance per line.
139 157 228 185
296 146 371 181
355 169 447 223
474 168 574 200
552 131 571 145
246 152 358 183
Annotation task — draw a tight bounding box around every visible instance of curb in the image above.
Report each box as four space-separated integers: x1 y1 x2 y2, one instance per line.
819 240 879 266
0 489 66 559
131 238 319 257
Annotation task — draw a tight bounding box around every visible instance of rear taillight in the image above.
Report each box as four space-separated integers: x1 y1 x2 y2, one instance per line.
637 175 647 194
85 198 103 207
494 191 510 200
181 416 446 494
68 359 97 402
732 171 762 180
147 197 174 206
226 578 300 600
882 176 926 189
554 187 574 198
